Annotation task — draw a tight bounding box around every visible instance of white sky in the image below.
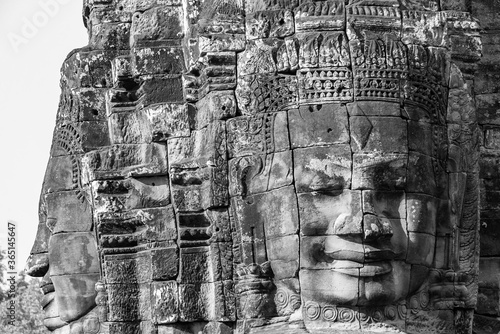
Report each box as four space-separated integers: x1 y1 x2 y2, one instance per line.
0 0 88 273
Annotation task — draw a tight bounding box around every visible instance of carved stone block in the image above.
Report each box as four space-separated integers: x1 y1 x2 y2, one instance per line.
44 155 81 193
352 153 407 190
347 101 401 117
227 112 289 158
152 246 179 280
130 7 184 47
347 3 402 37
104 252 153 284
49 233 100 276
144 103 191 141
51 122 110 157
168 121 226 168
266 234 299 279
29 222 50 255
228 151 293 197
74 50 121 88
362 190 406 219
349 116 407 153
138 77 184 105
477 93 500 126
132 47 185 76
294 144 352 192
236 74 298 114
199 35 246 53
298 68 353 103
107 283 151 321
295 1 345 32
83 143 169 182
237 39 282 76
50 274 101 322
177 209 232 246
402 11 447 47
194 91 237 130
297 190 362 236
45 192 93 233
407 194 439 235
108 111 153 144
108 322 141 334
289 104 349 148
168 121 228 211
233 185 298 240
231 186 299 266
246 10 294 40
179 281 235 322
77 89 107 121
407 152 446 195
80 121 112 150
91 176 171 214
98 206 177 247
152 281 179 324
480 217 500 256
90 23 131 50
300 270 359 306
179 243 233 283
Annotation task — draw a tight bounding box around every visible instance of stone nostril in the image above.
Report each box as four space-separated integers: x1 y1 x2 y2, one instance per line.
39 273 54 294
331 212 363 235
363 214 393 242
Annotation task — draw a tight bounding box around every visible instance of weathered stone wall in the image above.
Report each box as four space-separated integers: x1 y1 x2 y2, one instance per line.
26 0 499 333
473 0 500 323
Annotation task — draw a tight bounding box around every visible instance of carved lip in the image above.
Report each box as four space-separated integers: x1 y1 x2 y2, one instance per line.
332 261 392 277
40 282 55 295
324 249 396 263
41 292 55 308
43 314 67 331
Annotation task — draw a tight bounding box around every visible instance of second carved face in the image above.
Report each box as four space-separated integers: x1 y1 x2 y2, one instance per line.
229 101 449 309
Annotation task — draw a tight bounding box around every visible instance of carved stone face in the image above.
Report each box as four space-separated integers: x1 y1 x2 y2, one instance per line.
45 231 99 327
293 101 446 307
26 0 482 331
229 101 448 310
27 154 100 330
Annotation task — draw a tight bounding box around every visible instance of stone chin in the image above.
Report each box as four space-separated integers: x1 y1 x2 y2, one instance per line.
43 318 67 332
300 260 413 307
51 275 99 323
43 305 100 334
41 287 98 330
41 295 67 331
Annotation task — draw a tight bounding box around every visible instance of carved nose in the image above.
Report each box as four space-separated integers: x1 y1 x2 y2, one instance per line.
26 253 49 277
363 213 393 242
331 212 363 235
330 213 393 242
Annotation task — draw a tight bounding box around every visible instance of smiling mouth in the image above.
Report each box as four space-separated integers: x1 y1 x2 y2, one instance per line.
40 282 54 294
41 292 55 309
40 283 55 308
324 249 396 263
323 247 396 277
